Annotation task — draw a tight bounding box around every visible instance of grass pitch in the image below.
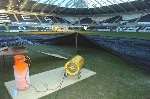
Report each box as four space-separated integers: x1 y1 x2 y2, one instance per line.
0 31 150 40
0 31 150 99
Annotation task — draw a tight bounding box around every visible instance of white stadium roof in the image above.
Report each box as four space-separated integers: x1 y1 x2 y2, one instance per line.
32 0 136 8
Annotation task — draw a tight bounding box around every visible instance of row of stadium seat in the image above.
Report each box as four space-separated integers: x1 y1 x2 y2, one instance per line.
0 26 6 32
0 13 150 25
1 24 150 33
0 13 70 23
1 12 150 32
73 14 150 25
87 25 150 33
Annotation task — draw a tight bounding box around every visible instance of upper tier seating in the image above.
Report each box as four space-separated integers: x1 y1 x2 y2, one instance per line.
103 16 122 23
50 16 71 24
37 15 53 23
0 13 16 23
16 14 40 22
8 26 38 32
87 26 111 32
9 26 19 30
128 18 138 23
0 26 6 32
74 17 96 25
138 14 150 22
37 15 70 24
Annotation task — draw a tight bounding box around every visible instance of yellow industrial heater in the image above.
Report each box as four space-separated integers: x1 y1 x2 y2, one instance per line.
64 55 85 78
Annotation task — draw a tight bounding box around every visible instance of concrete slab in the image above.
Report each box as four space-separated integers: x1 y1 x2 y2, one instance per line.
5 67 96 99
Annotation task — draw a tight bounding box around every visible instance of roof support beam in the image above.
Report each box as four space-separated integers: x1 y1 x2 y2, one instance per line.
46 0 66 14
111 0 127 13
40 0 59 13
20 0 29 11
94 0 108 13
31 0 42 12
121 0 138 11
100 0 117 13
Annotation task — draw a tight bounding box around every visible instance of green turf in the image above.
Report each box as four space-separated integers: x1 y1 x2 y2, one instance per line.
0 31 150 40
0 31 150 99
80 31 150 40
1 45 150 99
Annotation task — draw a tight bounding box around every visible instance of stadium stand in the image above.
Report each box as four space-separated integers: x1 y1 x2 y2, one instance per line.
37 15 53 23
0 13 11 23
0 0 150 33
16 14 39 22
75 17 96 25
37 15 70 24
0 26 6 32
117 27 139 32
8 26 19 32
8 26 39 32
36 26 51 32
138 14 150 22
139 26 150 32
3 11 150 33
88 26 111 32
138 14 150 25
128 18 138 23
50 16 70 24
102 16 122 23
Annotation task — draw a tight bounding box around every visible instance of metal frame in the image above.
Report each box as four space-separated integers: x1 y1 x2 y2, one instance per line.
4 0 150 16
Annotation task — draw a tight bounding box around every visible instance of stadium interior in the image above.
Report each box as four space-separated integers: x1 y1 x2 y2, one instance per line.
0 0 150 99
0 0 150 33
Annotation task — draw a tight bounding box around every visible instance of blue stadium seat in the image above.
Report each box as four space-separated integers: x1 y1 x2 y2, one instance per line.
0 26 6 32
138 14 150 22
